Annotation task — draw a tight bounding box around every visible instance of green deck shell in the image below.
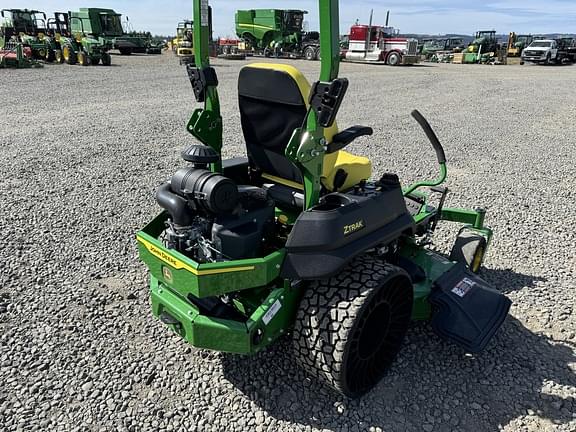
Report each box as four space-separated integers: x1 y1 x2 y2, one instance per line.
150 277 301 354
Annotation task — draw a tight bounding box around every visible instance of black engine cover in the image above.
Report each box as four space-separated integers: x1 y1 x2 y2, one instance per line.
281 182 414 279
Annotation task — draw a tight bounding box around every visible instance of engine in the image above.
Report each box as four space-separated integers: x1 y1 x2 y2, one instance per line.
156 145 275 263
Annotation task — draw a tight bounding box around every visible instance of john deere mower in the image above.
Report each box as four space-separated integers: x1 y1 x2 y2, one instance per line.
137 0 511 398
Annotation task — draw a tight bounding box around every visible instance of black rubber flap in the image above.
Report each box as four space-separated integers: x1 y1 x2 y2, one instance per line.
429 264 511 353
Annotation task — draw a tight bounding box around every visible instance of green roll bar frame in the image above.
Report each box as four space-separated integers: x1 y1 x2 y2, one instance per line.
188 0 341 209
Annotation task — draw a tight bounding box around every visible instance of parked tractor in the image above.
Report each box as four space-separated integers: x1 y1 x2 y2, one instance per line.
507 32 533 57
137 0 511 399
49 12 111 66
342 11 419 65
462 30 500 63
235 9 321 59
0 9 57 62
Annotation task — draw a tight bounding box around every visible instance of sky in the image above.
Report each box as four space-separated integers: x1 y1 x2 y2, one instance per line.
5 0 576 36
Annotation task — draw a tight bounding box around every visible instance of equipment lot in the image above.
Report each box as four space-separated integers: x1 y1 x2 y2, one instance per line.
1 55 575 431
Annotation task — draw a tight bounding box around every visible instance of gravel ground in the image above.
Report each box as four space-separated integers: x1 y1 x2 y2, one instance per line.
1 53 575 432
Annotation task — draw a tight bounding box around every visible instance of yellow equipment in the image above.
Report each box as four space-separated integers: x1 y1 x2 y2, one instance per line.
507 32 533 57
174 20 194 60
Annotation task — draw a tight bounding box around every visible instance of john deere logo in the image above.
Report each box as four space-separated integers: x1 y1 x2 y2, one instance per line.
150 244 179 268
344 220 365 236
162 266 173 283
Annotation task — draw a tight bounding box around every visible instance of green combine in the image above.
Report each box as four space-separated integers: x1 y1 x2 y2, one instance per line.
137 0 511 398
68 8 160 55
235 9 320 59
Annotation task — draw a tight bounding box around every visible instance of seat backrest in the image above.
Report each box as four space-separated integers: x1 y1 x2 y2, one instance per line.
238 63 310 185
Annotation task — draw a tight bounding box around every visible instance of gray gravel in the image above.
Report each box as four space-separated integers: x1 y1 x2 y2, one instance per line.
1 53 575 432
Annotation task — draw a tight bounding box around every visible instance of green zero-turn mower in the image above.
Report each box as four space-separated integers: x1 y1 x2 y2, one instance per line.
137 0 511 398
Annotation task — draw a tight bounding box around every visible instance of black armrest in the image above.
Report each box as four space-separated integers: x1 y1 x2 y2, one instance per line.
326 126 373 154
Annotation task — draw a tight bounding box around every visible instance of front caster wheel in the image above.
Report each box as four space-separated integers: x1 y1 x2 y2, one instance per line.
449 230 487 273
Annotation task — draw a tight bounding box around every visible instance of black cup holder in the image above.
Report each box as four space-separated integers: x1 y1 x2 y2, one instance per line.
313 193 354 211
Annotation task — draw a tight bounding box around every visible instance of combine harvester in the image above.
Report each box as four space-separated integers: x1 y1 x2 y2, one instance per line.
235 9 321 60
341 11 419 65
137 0 511 398
68 8 161 55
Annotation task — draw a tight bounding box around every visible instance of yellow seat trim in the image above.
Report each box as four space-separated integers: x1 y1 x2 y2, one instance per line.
261 173 304 191
242 63 371 192
322 151 372 191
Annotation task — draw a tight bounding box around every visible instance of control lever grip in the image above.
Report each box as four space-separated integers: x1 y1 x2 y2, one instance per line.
411 110 447 164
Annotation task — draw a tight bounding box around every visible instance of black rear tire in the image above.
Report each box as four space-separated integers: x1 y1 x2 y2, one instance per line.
101 52 112 66
292 256 413 398
63 45 77 65
304 46 316 61
119 47 132 55
45 49 55 62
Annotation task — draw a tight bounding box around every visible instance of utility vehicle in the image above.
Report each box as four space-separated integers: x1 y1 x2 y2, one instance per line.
137 0 511 398
521 39 573 65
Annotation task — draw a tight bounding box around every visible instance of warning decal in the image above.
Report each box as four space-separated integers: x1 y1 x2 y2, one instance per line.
451 277 476 298
201 0 209 26
263 300 282 325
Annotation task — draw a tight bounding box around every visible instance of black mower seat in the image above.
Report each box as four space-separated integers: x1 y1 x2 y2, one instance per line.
238 63 372 204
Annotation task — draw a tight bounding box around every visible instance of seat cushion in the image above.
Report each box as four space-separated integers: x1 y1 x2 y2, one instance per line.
239 63 371 193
